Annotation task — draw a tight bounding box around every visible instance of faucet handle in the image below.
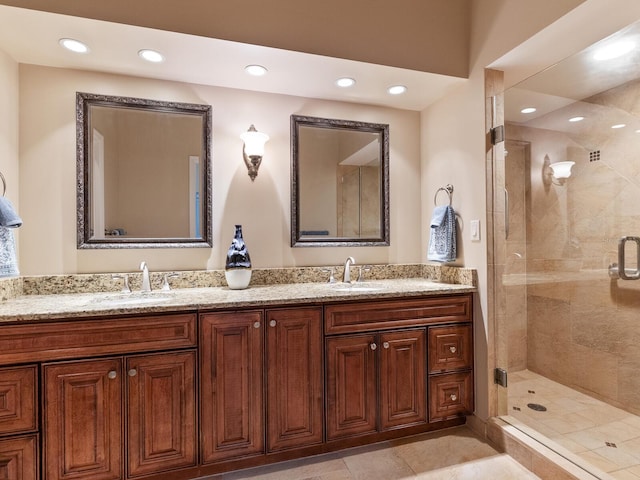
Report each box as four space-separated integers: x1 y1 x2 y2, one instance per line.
321 267 337 284
357 265 372 283
161 273 179 291
112 273 131 293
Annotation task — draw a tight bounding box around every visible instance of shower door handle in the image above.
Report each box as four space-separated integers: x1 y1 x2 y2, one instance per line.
609 236 640 280
504 188 509 240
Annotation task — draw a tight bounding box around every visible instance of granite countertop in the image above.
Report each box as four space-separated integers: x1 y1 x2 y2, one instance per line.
0 278 475 323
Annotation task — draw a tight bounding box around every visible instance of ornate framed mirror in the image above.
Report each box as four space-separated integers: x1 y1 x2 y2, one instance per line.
76 92 212 248
291 115 390 247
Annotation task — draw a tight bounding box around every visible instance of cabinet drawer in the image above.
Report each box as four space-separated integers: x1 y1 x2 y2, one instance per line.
429 372 473 422
428 324 472 373
0 313 197 365
0 366 37 435
0 434 38 480
325 294 471 335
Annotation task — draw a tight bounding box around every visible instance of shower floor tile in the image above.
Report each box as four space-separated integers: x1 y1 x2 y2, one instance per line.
508 370 640 479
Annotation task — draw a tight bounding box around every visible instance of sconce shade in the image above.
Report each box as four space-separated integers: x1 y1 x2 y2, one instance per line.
549 161 575 179
241 125 269 157
241 125 269 181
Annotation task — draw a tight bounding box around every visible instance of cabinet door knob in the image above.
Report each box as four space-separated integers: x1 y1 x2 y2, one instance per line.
128 369 137 377
370 343 377 350
107 370 117 380
450 394 458 402
383 342 390 349
253 321 261 329
449 346 457 353
269 320 277 327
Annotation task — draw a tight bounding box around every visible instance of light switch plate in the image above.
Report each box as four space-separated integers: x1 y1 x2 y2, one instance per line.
470 219 480 241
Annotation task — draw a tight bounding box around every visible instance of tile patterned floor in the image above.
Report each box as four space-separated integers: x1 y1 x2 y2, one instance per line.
201 426 540 480
508 370 640 479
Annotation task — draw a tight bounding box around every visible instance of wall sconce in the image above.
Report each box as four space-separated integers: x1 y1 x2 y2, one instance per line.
240 125 269 181
543 158 575 186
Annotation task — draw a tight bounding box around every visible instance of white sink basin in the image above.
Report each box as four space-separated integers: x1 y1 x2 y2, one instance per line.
331 284 385 292
94 293 174 307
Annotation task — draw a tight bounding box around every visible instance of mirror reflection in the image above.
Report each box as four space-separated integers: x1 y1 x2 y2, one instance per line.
76 92 212 248
291 115 389 247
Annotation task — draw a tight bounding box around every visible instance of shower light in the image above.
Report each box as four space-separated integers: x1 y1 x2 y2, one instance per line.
521 107 536 114
611 124 626 129
569 116 584 122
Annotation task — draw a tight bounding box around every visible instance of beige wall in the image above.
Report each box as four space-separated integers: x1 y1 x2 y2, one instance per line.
16 64 421 274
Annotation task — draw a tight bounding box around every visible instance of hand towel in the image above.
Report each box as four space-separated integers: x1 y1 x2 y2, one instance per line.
0 197 22 228
0 227 19 277
427 205 457 263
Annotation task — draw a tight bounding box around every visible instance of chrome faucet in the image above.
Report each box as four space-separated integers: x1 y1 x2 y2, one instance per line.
342 256 356 283
140 261 151 292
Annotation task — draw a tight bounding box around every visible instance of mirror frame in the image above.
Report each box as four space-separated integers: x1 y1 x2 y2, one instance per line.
291 114 390 247
76 92 213 249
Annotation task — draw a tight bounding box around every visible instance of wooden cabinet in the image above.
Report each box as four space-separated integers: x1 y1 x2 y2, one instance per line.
43 352 196 480
200 307 324 463
200 310 265 464
43 358 123 480
325 294 472 442
427 324 473 422
126 351 197 477
326 328 426 440
0 435 38 480
0 365 38 480
266 308 323 452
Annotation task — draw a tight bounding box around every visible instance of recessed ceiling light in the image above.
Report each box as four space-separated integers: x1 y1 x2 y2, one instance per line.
59 38 89 54
387 85 407 95
245 64 267 76
568 116 585 122
594 40 636 61
520 107 536 114
611 124 626 129
336 77 356 88
138 49 164 63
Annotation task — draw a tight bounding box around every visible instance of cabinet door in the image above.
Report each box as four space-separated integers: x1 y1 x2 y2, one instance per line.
43 358 122 480
266 307 323 452
0 434 38 480
0 365 37 435
379 329 427 430
326 334 377 440
200 311 264 464
126 351 196 477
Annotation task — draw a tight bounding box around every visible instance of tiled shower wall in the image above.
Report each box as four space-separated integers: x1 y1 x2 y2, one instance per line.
504 78 640 415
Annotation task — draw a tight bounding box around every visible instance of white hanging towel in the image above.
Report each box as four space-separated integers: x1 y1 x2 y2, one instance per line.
427 205 457 263
0 226 19 277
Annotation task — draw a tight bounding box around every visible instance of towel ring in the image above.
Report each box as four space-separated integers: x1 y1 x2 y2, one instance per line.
0 172 5 196
434 184 453 206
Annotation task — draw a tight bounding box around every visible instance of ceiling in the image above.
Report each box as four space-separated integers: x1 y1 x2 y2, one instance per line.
505 18 640 125
0 5 466 111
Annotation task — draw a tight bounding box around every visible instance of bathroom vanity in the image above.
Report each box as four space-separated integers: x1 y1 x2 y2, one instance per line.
0 279 474 480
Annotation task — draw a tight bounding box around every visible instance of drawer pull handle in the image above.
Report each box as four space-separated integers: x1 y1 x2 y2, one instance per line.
253 321 261 329
450 394 458 402
128 369 137 377
107 370 117 380
370 343 377 351
383 342 390 349
269 320 277 327
449 346 457 353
